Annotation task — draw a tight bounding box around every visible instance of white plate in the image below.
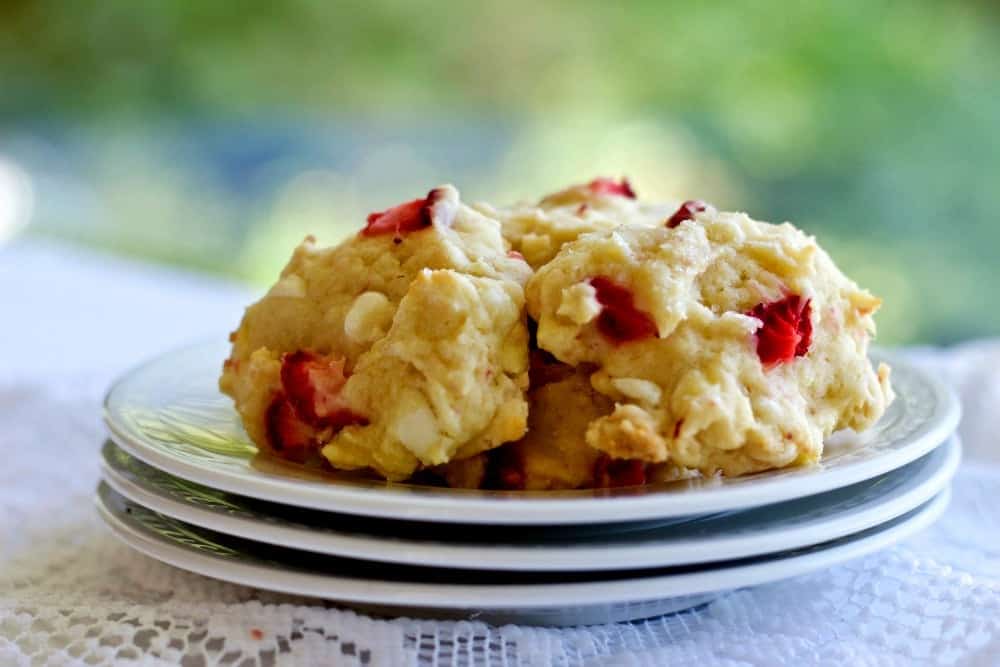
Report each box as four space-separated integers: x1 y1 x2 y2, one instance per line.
104 341 960 525
96 483 949 626
99 437 960 571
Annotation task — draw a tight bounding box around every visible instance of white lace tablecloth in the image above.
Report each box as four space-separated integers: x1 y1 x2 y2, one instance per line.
2 239 999 666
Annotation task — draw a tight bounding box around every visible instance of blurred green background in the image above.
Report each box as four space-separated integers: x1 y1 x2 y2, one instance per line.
2 1 998 343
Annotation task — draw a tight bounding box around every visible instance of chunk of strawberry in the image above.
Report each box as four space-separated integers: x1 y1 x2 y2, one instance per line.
665 200 708 228
498 466 525 490
589 276 659 344
594 454 647 488
280 350 367 428
748 294 813 367
484 446 526 490
588 177 636 199
507 250 526 261
361 189 439 237
265 393 318 463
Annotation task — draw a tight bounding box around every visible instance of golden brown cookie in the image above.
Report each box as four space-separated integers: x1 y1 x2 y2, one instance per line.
527 205 893 477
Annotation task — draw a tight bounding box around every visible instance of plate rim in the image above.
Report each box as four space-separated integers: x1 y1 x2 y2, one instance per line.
98 436 961 571
104 343 961 524
96 483 949 609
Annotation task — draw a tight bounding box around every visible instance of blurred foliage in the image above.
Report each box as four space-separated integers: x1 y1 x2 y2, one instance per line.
1 1 999 343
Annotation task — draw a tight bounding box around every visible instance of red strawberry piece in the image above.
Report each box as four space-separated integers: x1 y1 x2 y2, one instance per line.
589 276 659 344
280 350 367 428
498 465 526 490
265 393 318 463
665 200 708 228
507 250 526 261
485 446 526 490
748 294 813 367
594 454 647 488
588 177 636 199
361 188 442 237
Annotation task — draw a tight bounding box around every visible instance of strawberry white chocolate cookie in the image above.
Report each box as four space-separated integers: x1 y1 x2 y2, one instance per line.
220 185 531 479
495 366 614 490
476 178 676 270
526 204 893 477
494 367 693 490
436 350 696 490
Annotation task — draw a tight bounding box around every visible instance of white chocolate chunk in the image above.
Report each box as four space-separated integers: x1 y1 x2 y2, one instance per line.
557 281 602 325
344 291 393 344
610 377 663 405
392 397 442 461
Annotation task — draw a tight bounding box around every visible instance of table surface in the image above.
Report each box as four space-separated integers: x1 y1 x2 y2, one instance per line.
2 238 999 667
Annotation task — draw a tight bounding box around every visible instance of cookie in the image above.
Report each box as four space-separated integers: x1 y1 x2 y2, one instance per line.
477 178 674 270
220 185 531 479
526 204 893 477
437 353 695 490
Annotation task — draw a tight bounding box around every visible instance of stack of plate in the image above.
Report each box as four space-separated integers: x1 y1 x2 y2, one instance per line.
99 342 961 626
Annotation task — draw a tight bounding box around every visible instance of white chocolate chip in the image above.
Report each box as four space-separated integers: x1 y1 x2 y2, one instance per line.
718 311 762 335
344 291 393 344
610 377 663 405
557 281 602 325
392 395 442 461
428 184 459 228
266 274 306 298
